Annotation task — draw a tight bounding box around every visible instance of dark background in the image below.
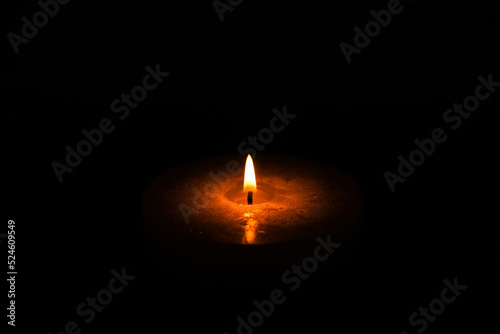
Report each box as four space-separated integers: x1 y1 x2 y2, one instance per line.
3 0 499 333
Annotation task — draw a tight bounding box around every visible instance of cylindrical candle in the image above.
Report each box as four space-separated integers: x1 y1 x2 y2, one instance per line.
142 154 363 273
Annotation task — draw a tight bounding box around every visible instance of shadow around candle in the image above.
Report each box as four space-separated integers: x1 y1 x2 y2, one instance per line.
224 181 276 205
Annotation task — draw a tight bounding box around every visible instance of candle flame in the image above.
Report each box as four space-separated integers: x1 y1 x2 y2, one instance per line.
244 154 257 192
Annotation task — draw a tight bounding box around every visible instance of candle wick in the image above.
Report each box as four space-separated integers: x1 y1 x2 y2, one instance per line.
247 191 253 205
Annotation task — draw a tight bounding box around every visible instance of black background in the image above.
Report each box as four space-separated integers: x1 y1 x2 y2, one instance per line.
3 0 499 333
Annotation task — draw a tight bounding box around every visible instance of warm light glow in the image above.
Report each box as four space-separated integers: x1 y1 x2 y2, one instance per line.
244 218 257 244
243 212 257 244
244 154 257 192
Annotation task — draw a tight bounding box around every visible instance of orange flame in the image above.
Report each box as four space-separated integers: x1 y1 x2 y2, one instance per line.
244 154 257 192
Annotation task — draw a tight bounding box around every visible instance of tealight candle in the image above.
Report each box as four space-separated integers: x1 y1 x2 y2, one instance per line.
142 154 363 273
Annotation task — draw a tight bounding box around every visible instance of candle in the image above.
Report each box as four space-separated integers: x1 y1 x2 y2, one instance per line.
142 154 363 273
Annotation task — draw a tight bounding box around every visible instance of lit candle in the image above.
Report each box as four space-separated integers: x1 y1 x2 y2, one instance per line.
142 154 363 272
226 154 273 206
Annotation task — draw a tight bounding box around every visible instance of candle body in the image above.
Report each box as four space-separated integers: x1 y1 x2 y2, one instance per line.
143 154 363 272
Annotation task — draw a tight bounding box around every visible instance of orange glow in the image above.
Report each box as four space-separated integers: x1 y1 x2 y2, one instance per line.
243 213 257 244
244 154 257 192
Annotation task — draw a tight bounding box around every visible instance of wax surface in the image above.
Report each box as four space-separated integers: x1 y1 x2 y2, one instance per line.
143 155 363 246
